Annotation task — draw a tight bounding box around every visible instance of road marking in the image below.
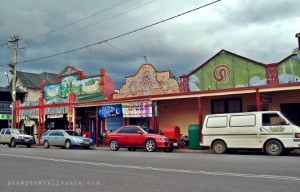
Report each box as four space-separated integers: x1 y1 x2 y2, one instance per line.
1 153 300 181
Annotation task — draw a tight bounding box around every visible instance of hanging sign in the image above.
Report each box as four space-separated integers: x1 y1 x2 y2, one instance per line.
47 114 64 119
24 120 35 127
122 102 152 118
98 104 123 118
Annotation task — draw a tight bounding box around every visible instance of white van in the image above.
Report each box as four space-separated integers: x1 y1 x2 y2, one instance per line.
201 111 300 155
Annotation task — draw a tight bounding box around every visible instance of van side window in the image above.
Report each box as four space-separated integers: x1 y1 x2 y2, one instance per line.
230 115 256 127
262 113 286 126
206 116 227 128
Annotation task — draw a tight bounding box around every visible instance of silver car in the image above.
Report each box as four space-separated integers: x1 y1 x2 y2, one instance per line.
0 128 35 148
40 129 94 149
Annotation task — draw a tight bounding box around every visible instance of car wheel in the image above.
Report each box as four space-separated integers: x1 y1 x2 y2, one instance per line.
181 139 186 146
109 140 120 151
26 144 31 148
212 140 227 154
44 140 50 149
145 139 156 152
265 140 283 156
11 138 16 148
128 147 136 151
65 140 72 149
163 148 173 152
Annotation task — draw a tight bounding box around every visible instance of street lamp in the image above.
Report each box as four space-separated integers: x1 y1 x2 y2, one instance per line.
4 71 11 128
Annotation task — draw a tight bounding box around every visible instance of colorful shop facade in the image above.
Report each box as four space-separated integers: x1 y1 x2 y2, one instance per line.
74 45 300 142
16 33 300 145
16 65 115 143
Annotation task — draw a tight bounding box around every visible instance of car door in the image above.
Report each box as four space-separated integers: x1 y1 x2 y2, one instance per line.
4 129 11 143
260 112 293 144
47 131 58 145
129 127 144 146
0 129 6 143
117 127 131 146
56 130 65 146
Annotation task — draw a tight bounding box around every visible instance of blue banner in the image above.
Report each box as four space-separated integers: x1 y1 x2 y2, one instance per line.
98 104 123 118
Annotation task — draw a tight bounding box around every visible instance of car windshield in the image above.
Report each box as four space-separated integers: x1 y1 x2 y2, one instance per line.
11 129 21 134
141 127 156 134
19 130 27 134
65 130 80 136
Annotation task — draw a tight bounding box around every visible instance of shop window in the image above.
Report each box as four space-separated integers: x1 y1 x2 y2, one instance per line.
211 98 242 114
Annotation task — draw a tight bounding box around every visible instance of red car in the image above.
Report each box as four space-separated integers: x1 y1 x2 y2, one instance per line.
105 125 174 152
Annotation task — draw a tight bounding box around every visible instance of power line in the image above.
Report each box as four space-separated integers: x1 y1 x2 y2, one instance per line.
18 0 221 65
25 0 133 41
29 0 158 48
105 41 146 60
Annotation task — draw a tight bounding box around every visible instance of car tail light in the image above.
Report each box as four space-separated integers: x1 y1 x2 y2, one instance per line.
295 133 300 138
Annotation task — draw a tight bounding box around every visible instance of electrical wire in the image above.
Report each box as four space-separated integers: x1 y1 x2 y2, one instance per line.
25 0 133 41
105 41 147 62
29 0 158 48
17 0 221 65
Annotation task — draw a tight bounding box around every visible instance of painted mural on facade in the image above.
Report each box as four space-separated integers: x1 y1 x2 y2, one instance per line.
113 64 179 99
188 51 266 91
44 74 101 100
277 55 300 84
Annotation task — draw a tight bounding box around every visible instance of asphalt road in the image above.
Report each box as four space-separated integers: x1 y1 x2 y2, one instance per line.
0 146 299 192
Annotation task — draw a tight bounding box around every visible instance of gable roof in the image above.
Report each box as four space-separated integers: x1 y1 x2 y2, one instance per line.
17 71 58 89
181 49 265 77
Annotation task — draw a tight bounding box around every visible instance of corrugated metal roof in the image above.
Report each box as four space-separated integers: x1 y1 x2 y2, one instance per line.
0 86 27 93
17 71 57 88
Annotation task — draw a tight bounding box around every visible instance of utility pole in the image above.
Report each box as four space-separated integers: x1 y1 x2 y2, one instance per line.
9 36 19 128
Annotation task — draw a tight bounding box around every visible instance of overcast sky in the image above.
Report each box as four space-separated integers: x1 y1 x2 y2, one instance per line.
0 0 299 90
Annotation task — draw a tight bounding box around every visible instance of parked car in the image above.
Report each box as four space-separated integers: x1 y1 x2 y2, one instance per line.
105 125 175 152
0 128 35 148
40 129 94 149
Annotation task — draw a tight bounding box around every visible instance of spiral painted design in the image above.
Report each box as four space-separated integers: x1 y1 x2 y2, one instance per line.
212 64 231 83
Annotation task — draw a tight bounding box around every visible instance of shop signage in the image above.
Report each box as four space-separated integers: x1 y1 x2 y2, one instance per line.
122 102 152 118
262 94 272 103
45 107 65 114
98 104 122 118
20 101 39 107
20 109 38 116
47 114 64 119
24 120 35 126
0 114 11 120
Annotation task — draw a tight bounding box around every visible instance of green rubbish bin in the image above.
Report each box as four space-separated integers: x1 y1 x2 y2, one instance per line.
188 124 200 150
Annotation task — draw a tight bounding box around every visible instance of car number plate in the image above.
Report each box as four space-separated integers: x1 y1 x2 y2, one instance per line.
25 139 29 142
173 143 178 146
84 141 89 144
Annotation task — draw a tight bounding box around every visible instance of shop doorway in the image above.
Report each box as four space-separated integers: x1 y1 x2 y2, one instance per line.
281 103 300 126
